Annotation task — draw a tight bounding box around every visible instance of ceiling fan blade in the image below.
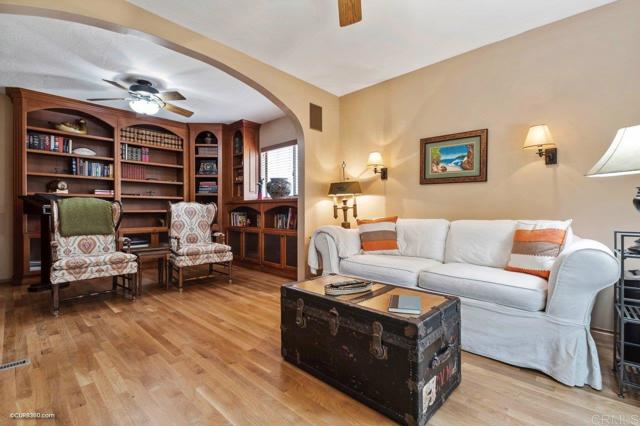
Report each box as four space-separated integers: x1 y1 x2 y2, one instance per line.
163 102 194 118
159 91 186 101
86 97 128 101
338 0 362 27
102 79 129 91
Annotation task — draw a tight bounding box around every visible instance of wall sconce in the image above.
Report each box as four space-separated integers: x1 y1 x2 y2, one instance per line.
367 151 388 180
328 162 362 228
523 124 558 165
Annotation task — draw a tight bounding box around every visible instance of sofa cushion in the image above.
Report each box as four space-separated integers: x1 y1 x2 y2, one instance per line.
418 263 548 311
445 220 516 268
397 219 450 262
340 255 441 287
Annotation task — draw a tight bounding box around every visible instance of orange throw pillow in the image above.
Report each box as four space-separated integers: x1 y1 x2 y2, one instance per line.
505 220 572 279
357 216 400 254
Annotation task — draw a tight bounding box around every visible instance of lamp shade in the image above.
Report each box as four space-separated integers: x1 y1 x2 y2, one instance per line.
328 181 362 196
367 151 384 167
523 124 555 149
587 125 640 177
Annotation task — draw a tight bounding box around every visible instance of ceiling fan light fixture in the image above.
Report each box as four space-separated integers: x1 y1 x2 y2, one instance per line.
128 96 163 115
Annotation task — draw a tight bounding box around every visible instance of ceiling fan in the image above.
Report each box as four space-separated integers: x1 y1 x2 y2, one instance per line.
338 0 362 27
87 79 194 118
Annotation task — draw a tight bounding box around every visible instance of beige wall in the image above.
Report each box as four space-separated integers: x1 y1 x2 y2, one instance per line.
0 93 13 281
339 0 640 330
260 116 297 149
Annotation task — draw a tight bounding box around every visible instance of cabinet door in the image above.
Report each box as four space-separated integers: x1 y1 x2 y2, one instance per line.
285 235 297 270
262 233 283 268
243 231 260 263
228 230 242 259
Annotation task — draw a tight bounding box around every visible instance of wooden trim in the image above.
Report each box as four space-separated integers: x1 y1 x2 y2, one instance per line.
419 129 488 185
261 139 297 152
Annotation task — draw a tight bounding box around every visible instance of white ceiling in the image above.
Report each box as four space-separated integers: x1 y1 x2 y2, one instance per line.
130 0 616 96
0 14 285 123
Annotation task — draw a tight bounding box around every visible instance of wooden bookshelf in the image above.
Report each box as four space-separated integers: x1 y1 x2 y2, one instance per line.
226 198 298 279
224 120 260 201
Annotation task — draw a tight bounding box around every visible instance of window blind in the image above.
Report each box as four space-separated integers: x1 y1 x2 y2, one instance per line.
261 143 298 196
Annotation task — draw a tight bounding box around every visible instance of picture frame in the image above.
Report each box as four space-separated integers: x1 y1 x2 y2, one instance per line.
420 129 488 184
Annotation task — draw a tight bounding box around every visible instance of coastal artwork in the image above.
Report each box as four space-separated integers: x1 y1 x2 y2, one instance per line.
420 129 488 184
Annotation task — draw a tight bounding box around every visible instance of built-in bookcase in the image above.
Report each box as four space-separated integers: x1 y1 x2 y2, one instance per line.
188 123 223 230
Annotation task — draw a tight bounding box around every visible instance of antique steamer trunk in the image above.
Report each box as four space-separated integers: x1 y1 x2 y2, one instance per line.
281 276 461 426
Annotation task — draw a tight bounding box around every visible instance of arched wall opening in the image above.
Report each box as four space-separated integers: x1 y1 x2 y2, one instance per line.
0 1 338 280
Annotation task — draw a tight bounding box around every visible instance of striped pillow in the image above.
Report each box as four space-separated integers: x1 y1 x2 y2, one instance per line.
505 220 572 279
357 216 400 254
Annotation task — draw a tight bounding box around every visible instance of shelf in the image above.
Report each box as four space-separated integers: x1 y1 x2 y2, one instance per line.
120 139 183 152
27 192 114 199
233 165 243 169
195 193 218 197
617 304 640 324
121 178 183 185
195 154 218 158
263 228 297 235
123 210 167 214
26 149 114 161
27 172 113 181
228 226 260 232
27 126 114 142
195 144 219 147
121 195 184 200
121 159 183 169
120 226 168 234
195 174 218 178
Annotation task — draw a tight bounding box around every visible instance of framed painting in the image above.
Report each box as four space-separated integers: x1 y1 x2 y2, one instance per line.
420 129 488 184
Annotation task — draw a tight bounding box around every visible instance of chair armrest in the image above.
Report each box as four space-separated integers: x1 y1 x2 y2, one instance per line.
50 240 60 262
212 232 226 245
546 239 619 325
118 236 132 253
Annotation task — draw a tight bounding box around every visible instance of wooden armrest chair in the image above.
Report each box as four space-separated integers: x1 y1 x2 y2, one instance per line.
167 202 233 292
49 199 138 316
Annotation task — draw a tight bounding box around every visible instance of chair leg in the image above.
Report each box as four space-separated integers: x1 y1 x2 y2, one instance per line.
228 261 233 284
130 274 137 301
178 267 184 293
208 263 213 274
112 276 118 292
51 283 60 316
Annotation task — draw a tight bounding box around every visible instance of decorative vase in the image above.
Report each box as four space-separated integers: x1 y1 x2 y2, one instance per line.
266 178 292 199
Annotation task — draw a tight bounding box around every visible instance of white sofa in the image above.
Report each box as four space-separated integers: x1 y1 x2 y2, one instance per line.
308 219 619 390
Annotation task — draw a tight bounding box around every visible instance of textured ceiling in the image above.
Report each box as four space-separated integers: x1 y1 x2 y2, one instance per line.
129 0 616 95
0 14 284 123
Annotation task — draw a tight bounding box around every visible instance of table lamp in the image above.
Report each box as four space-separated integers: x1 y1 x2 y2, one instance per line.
587 124 640 250
328 181 362 228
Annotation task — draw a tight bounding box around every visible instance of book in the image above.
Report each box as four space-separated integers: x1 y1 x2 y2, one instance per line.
388 295 421 315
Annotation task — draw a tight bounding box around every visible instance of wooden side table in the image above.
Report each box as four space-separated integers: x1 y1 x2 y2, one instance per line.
131 244 171 297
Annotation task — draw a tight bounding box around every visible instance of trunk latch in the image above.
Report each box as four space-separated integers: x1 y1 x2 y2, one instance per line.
328 308 340 336
369 321 388 360
295 298 306 328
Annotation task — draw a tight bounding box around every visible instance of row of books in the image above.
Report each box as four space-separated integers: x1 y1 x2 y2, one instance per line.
121 144 150 162
94 189 115 196
198 160 218 175
122 164 146 180
71 158 113 177
197 146 218 156
230 212 258 227
120 127 183 149
26 132 73 153
128 236 150 249
272 208 297 230
197 181 218 194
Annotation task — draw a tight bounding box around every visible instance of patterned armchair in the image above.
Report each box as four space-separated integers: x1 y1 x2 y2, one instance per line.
167 202 233 292
50 200 138 315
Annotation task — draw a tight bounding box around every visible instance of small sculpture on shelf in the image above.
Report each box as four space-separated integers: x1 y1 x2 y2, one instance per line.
47 179 68 194
52 119 87 134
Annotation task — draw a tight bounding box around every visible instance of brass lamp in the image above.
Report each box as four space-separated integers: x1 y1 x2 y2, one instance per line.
328 181 362 229
523 124 557 165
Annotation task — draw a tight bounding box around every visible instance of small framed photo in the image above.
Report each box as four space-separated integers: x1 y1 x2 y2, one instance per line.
420 129 488 184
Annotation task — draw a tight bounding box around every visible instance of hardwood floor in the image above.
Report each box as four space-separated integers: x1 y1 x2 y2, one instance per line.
0 266 638 425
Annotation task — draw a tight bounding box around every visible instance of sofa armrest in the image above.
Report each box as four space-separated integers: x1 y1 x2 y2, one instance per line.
308 225 361 275
546 239 619 324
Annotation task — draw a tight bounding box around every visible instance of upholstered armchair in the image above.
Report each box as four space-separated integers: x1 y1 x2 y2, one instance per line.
167 202 233 292
49 199 138 316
